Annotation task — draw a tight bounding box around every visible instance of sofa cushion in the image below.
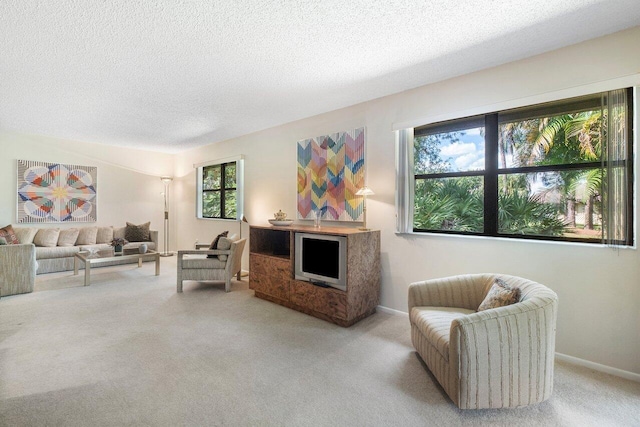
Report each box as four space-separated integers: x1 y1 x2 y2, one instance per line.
36 245 80 260
182 255 226 269
125 222 150 242
77 227 98 245
13 227 38 244
0 224 19 245
113 226 125 239
478 278 520 312
96 226 114 244
57 228 80 246
34 228 61 247
410 306 475 361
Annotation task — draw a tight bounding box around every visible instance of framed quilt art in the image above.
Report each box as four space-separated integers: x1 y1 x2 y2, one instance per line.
17 160 97 223
297 127 365 221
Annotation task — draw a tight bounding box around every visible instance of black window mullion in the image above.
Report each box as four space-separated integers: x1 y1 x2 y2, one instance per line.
220 163 226 219
498 161 602 175
484 113 498 236
415 170 485 180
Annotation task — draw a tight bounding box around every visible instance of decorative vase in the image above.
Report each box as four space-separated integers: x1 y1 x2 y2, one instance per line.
139 243 148 254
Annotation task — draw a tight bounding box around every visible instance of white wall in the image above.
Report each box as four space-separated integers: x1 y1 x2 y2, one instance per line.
174 26 640 375
0 131 174 247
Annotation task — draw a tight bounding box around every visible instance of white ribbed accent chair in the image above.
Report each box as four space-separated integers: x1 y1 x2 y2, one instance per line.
177 238 246 293
408 274 558 409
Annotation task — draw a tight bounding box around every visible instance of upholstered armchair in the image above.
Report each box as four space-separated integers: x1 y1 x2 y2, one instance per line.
0 243 37 297
177 238 246 293
408 274 558 409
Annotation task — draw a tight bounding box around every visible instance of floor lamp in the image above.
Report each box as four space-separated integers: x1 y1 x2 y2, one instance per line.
356 186 375 231
239 215 249 277
160 177 174 257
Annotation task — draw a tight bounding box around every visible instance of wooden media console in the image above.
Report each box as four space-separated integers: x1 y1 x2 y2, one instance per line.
249 225 381 327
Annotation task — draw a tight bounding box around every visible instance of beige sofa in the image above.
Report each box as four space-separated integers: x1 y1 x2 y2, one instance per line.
408 274 558 409
0 226 157 297
15 226 158 274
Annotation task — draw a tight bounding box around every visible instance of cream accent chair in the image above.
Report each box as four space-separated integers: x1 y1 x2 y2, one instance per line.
408 274 558 409
177 238 246 293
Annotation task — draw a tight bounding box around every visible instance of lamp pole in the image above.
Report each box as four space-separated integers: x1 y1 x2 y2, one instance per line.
160 177 174 257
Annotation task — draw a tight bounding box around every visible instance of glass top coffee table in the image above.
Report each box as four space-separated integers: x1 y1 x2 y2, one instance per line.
73 249 160 286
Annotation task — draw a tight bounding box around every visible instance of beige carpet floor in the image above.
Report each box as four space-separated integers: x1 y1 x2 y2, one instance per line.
1 258 639 426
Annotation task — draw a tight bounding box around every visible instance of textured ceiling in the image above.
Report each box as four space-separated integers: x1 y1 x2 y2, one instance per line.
1 1 639 153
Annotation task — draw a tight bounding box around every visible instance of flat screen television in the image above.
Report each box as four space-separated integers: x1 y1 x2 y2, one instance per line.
294 232 347 291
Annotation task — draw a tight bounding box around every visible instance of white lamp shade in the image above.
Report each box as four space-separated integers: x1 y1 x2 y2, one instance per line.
356 186 374 196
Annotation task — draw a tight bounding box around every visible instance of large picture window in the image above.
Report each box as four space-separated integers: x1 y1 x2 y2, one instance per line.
409 88 633 245
196 156 244 220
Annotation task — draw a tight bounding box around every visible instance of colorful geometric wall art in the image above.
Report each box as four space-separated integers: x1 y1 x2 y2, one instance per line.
17 160 97 223
297 127 365 221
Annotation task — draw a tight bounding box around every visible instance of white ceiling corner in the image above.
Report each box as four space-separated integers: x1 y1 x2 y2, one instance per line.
1 0 639 153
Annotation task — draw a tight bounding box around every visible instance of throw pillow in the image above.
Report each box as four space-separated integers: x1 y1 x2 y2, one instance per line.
76 227 98 245
0 236 7 245
477 278 521 312
34 228 61 247
125 222 150 242
96 226 114 244
13 227 38 244
207 231 228 259
57 228 80 247
217 234 238 261
0 224 19 245
113 227 126 239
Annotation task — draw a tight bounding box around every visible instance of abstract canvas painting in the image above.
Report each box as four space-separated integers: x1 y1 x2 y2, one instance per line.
297 127 365 221
17 160 97 223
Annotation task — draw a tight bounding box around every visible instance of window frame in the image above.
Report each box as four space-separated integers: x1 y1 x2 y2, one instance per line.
196 155 244 221
411 89 634 245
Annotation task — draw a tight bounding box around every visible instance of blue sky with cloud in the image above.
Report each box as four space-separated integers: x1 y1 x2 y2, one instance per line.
437 127 485 171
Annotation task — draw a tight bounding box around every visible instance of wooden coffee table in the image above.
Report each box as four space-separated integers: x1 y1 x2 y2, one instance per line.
74 249 160 286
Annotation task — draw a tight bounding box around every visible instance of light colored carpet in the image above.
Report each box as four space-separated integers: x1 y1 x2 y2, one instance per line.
1 258 639 426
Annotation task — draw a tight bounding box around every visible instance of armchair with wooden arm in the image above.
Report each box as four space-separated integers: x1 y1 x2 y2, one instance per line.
176 238 246 293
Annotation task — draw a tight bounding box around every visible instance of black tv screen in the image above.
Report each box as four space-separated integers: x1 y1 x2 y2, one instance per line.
301 237 340 279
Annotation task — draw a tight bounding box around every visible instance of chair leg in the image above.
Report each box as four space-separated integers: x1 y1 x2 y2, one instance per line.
177 278 183 293
237 271 241 281
225 277 231 292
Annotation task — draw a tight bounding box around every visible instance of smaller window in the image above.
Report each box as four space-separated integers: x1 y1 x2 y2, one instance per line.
197 157 244 220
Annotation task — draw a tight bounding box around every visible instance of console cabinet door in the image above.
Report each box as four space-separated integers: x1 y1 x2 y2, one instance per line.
290 280 348 320
250 254 291 301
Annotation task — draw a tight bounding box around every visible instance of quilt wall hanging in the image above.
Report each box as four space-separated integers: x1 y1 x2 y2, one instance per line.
17 159 97 223
297 127 365 221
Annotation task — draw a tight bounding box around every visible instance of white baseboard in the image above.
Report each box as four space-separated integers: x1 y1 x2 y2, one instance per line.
377 305 640 382
377 305 408 316
555 352 640 382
